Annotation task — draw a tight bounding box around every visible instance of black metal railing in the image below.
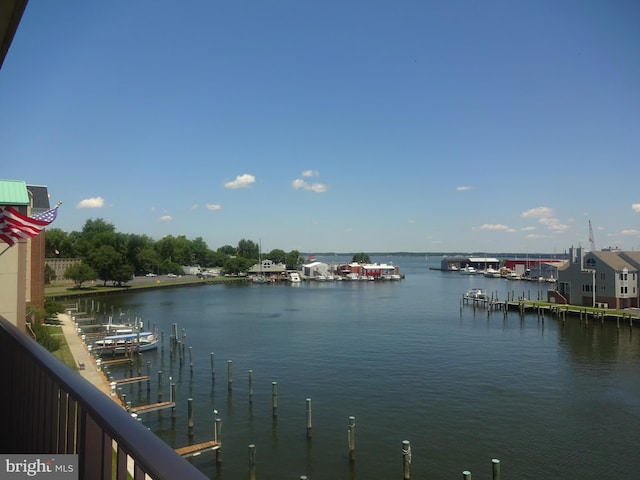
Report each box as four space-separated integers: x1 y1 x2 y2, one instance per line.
0 315 208 479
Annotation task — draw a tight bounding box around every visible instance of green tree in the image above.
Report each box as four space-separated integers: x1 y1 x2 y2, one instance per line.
268 249 286 264
44 228 75 257
112 264 134 286
285 250 303 270
223 256 253 275
237 239 259 259
65 263 97 288
87 245 123 286
217 244 236 255
44 264 56 284
352 252 371 263
45 299 64 320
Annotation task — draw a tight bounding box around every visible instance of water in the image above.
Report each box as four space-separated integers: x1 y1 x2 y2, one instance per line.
94 256 640 479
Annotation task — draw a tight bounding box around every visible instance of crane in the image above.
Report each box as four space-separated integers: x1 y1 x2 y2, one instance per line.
588 220 596 251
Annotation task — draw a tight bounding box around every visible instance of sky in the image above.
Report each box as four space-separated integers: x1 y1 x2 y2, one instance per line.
1 1 639 254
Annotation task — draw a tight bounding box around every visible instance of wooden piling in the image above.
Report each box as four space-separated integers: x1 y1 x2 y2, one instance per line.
272 382 278 418
492 458 500 480
306 398 312 439
462 470 471 479
348 416 356 463
157 371 163 402
189 346 193 371
227 360 233 391
248 370 254 403
248 444 256 480
187 398 194 438
171 382 177 419
402 440 411 479
210 352 215 380
215 417 222 464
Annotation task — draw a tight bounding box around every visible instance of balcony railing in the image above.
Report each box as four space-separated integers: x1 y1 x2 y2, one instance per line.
0 315 208 479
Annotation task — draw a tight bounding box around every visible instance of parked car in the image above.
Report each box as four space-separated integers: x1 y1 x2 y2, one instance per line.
167 273 177 278
145 273 157 277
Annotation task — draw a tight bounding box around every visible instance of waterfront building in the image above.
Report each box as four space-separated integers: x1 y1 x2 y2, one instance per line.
440 256 500 272
553 246 639 308
0 180 51 328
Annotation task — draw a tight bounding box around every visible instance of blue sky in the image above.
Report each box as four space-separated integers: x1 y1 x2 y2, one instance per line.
1 1 639 254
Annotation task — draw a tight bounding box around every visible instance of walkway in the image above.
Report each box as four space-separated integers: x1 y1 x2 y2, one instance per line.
58 312 122 404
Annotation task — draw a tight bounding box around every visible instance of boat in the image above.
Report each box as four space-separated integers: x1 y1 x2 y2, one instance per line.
464 288 486 300
93 331 158 356
483 267 501 278
288 272 301 283
460 265 477 275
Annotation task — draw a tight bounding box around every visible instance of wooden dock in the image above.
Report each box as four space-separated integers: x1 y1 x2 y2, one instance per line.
130 401 175 414
100 357 134 366
113 375 149 385
175 440 220 458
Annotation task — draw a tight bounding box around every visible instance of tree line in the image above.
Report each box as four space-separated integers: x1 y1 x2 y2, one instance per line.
45 218 305 288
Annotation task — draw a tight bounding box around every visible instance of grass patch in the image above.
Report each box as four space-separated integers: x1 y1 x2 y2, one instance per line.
49 326 78 370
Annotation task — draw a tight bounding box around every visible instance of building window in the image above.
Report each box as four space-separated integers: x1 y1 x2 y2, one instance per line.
586 258 596 268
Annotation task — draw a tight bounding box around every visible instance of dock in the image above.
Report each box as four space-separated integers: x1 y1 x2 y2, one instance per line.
113 375 149 385
175 440 220 458
100 357 134 366
130 401 176 414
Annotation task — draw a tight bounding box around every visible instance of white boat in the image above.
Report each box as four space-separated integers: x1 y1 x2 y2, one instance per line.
483 267 501 278
460 266 477 275
288 272 301 283
464 288 486 300
93 331 158 356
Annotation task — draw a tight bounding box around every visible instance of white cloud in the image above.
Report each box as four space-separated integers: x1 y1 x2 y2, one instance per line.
224 173 256 189
472 223 516 232
539 217 569 231
621 229 640 235
632 204 640 213
521 206 568 232
302 170 319 177
521 226 536 231
521 206 553 218
205 204 222 211
159 215 172 221
191 204 199 210
76 197 104 208
292 178 327 193
456 186 474 191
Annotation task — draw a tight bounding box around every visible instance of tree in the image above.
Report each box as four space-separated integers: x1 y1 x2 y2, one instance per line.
87 245 124 286
267 249 286 264
223 256 253 275
44 264 56 284
352 252 371 263
112 264 134 286
237 238 259 260
44 228 75 257
65 263 97 288
285 250 303 270
217 245 236 255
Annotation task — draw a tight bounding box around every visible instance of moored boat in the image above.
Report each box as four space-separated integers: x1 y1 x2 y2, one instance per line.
460 266 477 275
93 331 158 356
464 288 486 300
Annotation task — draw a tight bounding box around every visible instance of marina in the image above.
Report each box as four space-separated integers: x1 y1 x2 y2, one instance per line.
67 255 640 480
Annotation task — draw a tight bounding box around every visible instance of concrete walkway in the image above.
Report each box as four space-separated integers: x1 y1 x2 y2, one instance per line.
58 312 121 404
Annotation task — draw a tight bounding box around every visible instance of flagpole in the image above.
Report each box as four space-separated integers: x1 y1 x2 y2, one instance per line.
0 245 11 257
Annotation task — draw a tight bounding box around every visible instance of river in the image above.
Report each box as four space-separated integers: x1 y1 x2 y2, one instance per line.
90 255 640 480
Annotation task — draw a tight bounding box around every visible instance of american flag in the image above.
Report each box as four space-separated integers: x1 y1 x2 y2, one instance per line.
0 203 60 247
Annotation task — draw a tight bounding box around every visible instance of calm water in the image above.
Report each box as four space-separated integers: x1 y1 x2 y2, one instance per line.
93 256 640 480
